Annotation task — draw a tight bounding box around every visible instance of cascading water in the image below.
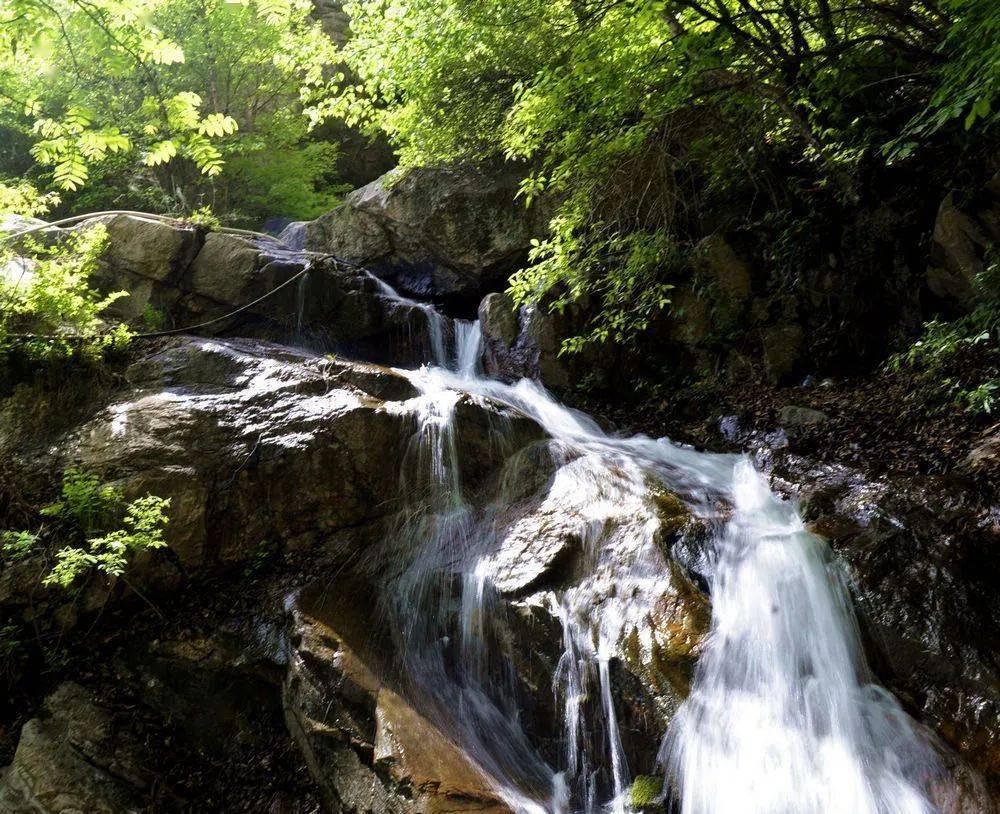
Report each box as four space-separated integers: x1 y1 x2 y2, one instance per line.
662 461 945 814
356 270 952 814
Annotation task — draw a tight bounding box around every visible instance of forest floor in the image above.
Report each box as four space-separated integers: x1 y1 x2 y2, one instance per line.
583 349 1000 489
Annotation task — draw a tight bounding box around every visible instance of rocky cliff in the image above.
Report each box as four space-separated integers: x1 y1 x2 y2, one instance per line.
1 185 998 813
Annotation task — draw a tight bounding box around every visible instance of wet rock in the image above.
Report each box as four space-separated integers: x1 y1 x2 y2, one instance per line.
303 164 550 307
963 428 1000 476
485 500 583 595
50 338 416 572
790 462 1000 797
621 562 710 705
479 293 617 392
61 216 436 362
926 194 992 311
0 337 544 639
0 683 151 814
283 582 511 813
374 688 509 813
778 405 830 441
480 292 519 347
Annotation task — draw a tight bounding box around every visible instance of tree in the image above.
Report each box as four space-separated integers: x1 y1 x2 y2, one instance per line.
338 0 953 348
0 0 346 223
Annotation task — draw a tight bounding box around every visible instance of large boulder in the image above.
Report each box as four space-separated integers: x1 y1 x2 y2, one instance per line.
926 180 1000 312
283 582 511 813
692 234 752 332
0 683 151 814
57 215 440 364
301 165 550 307
0 337 535 629
926 194 992 311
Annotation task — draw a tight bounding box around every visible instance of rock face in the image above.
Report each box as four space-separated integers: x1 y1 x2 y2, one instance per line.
926 187 1000 311
0 336 536 616
69 214 440 365
302 165 550 307
479 292 618 392
284 583 511 813
0 683 151 814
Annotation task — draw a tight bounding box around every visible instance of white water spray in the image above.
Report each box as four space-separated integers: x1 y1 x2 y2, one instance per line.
344 272 950 814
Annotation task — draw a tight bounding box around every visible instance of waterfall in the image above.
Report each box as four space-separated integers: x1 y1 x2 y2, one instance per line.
661 461 943 814
324 271 948 813
295 270 308 336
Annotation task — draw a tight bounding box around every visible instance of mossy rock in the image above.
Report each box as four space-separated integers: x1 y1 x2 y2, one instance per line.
631 774 664 810
649 485 689 534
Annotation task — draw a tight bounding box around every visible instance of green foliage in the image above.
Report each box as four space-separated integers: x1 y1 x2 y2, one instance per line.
0 178 59 217
41 467 123 532
1 530 38 561
893 0 1000 155
181 205 222 231
45 494 170 588
1 467 171 589
142 303 168 332
888 299 1000 416
0 224 132 362
0 0 345 223
341 0 944 348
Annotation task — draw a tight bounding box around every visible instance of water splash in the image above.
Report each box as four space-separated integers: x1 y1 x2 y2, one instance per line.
295 270 308 336
660 461 944 814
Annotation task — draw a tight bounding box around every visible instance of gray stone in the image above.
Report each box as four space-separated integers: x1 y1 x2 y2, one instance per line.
480 291 519 347
304 164 551 303
778 405 830 432
0 683 150 814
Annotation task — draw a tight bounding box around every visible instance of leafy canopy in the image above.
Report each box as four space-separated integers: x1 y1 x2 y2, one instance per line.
0 0 345 222
339 0 980 349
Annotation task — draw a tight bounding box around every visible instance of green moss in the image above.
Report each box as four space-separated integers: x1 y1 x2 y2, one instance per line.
630 775 664 809
648 484 691 555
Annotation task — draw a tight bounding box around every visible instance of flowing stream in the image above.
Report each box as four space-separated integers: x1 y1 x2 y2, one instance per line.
341 273 947 813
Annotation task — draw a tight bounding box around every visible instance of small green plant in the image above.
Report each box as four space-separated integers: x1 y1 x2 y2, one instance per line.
142 303 168 332
1 530 39 562
954 379 998 415
44 494 171 589
41 467 123 532
182 206 222 230
0 622 24 661
887 300 999 416
2 468 171 590
243 538 280 578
